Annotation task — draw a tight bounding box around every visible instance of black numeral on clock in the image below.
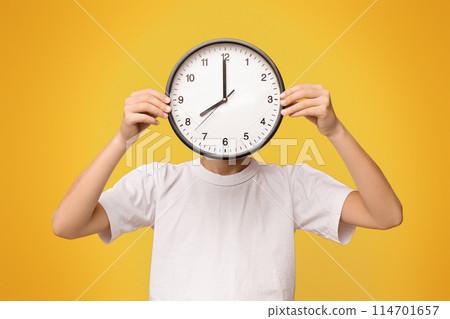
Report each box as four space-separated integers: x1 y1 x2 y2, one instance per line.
202 132 207 140
222 138 228 146
261 73 267 81
178 96 184 104
267 95 273 103
221 53 230 61
201 58 208 66
245 58 249 66
260 118 266 125
185 118 191 125
243 132 249 140
186 74 195 82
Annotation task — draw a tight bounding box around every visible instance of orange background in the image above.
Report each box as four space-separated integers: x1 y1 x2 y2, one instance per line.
0 0 449 300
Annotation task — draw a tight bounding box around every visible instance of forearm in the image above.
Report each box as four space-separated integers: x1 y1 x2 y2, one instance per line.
52 132 127 233
328 121 402 224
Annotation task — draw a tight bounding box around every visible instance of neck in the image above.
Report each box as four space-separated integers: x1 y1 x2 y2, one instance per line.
200 156 250 175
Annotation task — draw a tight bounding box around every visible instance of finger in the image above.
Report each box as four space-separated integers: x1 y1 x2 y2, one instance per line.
127 113 159 126
290 105 322 118
281 97 322 116
130 88 171 104
281 87 324 106
281 83 323 99
130 88 170 102
130 103 168 119
147 95 172 113
127 94 172 112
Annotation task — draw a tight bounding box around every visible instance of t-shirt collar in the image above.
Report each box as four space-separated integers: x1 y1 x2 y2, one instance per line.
190 156 259 186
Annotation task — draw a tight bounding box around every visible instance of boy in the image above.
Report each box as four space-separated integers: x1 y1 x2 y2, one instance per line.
52 84 402 300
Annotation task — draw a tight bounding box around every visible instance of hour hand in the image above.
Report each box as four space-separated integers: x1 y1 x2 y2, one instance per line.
199 89 235 117
199 98 226 117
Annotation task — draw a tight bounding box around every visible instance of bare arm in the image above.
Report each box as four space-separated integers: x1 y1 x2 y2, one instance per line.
328 122 402 229
281 84 402 230
52 88 171 239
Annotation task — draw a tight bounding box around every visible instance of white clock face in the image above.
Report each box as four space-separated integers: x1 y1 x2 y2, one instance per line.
167 39 284 159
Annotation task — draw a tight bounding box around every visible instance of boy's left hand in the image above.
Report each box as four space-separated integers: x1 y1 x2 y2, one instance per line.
280 84 341 137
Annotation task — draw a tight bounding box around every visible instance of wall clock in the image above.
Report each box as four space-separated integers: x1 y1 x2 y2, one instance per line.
166 38 284 160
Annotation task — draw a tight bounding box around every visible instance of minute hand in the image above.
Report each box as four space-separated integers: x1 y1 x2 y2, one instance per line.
223 58 227 98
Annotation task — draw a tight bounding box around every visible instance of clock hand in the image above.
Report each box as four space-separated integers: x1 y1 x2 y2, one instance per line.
199 58 228 118
195 104 219 130
195 90 235 130
199 98 226 117
199 89 235 117
223 58 227 99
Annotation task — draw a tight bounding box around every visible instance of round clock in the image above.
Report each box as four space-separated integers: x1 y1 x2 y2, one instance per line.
166 38 285 160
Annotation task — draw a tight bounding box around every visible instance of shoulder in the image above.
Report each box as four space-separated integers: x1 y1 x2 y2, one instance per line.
251 161 319 200
253 160 301 190
254 161 326 195
135 160 194 188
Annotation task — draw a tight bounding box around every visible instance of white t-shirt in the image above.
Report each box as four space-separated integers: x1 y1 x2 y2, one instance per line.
98 157 356 300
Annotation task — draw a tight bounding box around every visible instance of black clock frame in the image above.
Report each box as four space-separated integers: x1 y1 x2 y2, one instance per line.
166 38 285 160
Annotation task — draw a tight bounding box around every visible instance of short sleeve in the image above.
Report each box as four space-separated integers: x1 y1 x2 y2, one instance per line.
290 163 356 245
97 164 158 244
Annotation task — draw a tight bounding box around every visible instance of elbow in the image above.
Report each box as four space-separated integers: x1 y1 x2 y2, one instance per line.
378 202 403 230
52 212 77 239
52 222 67 239
52 216 67 238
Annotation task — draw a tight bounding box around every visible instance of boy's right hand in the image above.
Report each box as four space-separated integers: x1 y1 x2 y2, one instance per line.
117 88 171 143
